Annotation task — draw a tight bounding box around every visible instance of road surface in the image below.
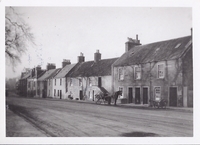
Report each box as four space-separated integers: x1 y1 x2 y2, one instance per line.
6 94 193 137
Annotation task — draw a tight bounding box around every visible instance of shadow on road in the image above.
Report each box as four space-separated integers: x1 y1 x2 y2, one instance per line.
121 131 159 137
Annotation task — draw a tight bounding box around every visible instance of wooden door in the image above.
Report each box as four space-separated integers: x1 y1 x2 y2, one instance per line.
135 88 140 104
169 87 177 106
128 87 133 103
80 90 83 100
143 88 148 104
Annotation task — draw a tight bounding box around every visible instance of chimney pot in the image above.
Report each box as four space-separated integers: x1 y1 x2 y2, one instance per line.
125 35 141 52
47 63 56 70
62 59 71 68
78 52 85 63
94 50 101 62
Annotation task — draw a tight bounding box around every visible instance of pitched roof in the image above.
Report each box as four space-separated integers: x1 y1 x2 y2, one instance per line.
113 36 192 67
38 69 59 81
29 70 46 79
69 58 118 77
54 64 77 78
21 72 31 80
47 68 61 79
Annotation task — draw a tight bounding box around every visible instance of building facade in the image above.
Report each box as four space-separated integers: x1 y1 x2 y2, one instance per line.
68 51 118 101
52 60 77 99
27 65 45 97
112 35 193 107
37 63 58 98
19 69 31 97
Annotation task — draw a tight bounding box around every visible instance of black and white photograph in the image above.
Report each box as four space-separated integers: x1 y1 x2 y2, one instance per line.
1 0 200 144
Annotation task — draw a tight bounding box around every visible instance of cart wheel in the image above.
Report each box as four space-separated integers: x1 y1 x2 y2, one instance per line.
163 103 167 109
96 99 101 104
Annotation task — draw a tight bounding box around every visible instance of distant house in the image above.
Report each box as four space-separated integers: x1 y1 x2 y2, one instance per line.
18 69 31 97
47 68 61 98
37 63 60 98
68 51 118 101
112 34 193 107
27 65 45 97
52 59 78 99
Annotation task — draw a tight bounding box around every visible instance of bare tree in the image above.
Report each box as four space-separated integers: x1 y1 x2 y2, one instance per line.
5 7 34 70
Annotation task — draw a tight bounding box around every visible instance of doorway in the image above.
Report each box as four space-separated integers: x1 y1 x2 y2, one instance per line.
92 90 95 101
128 87 133 103
143 88 148 104
60 90 62 99
135 88 140 104
169 87 177 106
98 77 102 87
80 90 83 100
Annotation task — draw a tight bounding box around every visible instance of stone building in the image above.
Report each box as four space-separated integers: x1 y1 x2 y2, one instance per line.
52 59 78 99
67 51 118 101
37 63 60 98
112 34 193 107
18 68 31 97
27 65 45 97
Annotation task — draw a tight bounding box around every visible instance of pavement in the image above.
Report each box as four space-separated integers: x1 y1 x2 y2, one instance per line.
10 92 193 113
36 97 193 113
6 108 47 137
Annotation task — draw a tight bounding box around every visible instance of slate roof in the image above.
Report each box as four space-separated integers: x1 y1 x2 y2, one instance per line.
21 72 31 80
113 36 192 67
69 58 118 77
29 70 46 79
38 69 59 81
54 64 77 78
47 68 61 79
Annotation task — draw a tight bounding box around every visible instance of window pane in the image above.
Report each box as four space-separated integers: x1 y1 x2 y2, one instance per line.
158 64 164 78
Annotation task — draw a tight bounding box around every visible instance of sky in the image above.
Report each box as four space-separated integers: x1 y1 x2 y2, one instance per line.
5 7 192 78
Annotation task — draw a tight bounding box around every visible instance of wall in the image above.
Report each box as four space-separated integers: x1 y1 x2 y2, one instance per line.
27 78 37 97
113 59 184 106
47 79 54 98
182 48 193 107
67 75 112 101
38 81 44 98
19 79 28 97
52 78 67 99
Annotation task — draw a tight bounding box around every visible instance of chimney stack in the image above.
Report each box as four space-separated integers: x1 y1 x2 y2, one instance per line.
125 34 141 52
62 59 71 68
47 63 56 70
36 65 41 71
94 49 101 62
78 52 85 63
191 28 193 40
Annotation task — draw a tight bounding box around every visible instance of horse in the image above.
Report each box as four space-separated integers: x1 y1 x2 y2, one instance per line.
111 91 122 105
95 91 122 105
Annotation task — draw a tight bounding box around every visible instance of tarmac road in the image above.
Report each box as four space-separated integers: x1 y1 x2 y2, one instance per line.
6 95 193 137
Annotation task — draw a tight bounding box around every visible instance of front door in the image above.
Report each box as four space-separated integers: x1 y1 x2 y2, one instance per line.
93 90 95 101
98 77 102 87
135 88 140 104
169 87 177 106
143 88 148 104
128 87 133 103
80 90 83 100
60 90 62 99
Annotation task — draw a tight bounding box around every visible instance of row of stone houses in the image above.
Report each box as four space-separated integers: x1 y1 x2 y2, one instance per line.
18 33 193 107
